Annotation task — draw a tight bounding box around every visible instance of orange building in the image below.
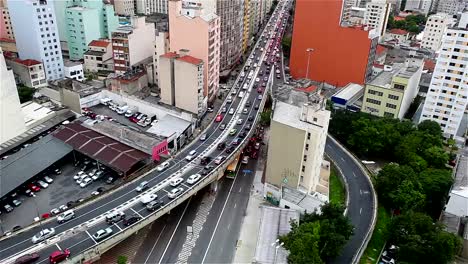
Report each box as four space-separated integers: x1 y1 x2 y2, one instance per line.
289 0 378 87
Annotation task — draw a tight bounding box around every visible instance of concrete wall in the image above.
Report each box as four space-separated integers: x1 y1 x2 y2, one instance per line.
174 59 204 115
61 88 82 114
159 55 173 106
128 17 156 67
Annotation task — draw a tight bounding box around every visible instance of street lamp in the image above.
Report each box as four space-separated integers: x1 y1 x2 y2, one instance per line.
271 239 285 263
305 48 314 80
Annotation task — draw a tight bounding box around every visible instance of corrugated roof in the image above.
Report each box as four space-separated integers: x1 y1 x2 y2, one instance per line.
53 122 149 173
177 55 203 65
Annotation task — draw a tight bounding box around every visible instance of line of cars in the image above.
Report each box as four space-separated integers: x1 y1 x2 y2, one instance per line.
100 98 157 128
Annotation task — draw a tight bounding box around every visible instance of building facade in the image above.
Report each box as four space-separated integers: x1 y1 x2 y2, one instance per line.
362 58 424 119
364 0 392 39
153 31 169 88
64 60 84 81
436 0 466 15
112 16 156 74
114 0 135 16
0 0 14 40
217 0 243 72
84 39 114 73
266 101 330 195
8 0 64 81
5 57 47 89
136 0 169 15
169 0 220 101
421 13 452 51
420 13 468 138
0 48 26 144
242 0 251 53
290 0 378 87
159 51 206 116
62 0 119 60
404 0 433 14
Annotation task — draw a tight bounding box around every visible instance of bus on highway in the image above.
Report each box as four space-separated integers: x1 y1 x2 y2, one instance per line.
225 153 241 179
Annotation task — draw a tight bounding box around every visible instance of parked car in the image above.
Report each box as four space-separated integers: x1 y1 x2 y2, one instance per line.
106 176 116 184
14 253 40 264
170 177 184 187
135 181 149 192
49 249 70 264
37 180 48 189
157 161 170 171
186 174 201 185
44 176 54 183
12 200 22 207
123 215 141 227
50 208 60 215
31 228 55 243
28 184 40 192
93 228 113 241
146 200 164 211
57 210 75 224
168 187 184 199
91 171 104 181
88 168 98 177
4 204 13 212
106 211 125 224
185 150 198 161
79 177 93 188
200 133 207 141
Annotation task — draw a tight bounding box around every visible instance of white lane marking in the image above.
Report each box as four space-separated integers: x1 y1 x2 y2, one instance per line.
85 230 97 244
360 190 362 195
360 208 362 215
55 243 62 251
158 197 192 264
144 225 167 264
239 187 242 193
234 203 237 209
227 223 231 230
353 172 357 178
114 223 122 231
201 164 242 264
340 157 345 162
131 208 143 218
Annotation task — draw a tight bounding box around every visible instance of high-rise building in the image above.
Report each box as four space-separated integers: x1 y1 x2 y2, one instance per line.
266 100 330 195
404 0 432 14
114 0 135 16
289 0 378 87
249 0 261 38
153 31 169 88
136 0 169 14
242 0 251 53
436 0 466 15
8 0 64 80
362 57 424 119
111 16 156 74
0 0 14 40
420 13 468 139
364 0 392 39
61 0 119 60
168 0 220 101
159 51 207 116
217 0 243 72
421 13 452 51
0 48 26 144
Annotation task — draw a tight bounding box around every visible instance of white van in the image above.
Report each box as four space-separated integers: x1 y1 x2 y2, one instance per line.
117 105 128 115
242 83 248 90
100 98 112 105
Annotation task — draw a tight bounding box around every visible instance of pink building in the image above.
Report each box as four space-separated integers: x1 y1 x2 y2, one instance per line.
0 0 14 40
168 0 220 102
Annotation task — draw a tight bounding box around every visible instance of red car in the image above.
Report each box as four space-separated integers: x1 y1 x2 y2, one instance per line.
28 184 40 192
14 253 40 264
49 248 70 264
215 114 223 122
257 87 263 93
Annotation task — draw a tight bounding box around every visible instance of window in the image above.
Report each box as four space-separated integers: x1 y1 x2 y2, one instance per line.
366 98 381 105
393 84 405 90
384 112 394 117
307 133 311 140
302 166 305 172
388 94 399 100
386 103 397 109
305 144 309 151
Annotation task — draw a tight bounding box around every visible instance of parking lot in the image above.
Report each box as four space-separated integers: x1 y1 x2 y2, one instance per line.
0 156 120 235
89 104 152 133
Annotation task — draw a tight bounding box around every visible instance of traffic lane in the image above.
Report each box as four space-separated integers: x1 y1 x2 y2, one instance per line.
202 163 256 263
325 138 374 263
27 243 64 264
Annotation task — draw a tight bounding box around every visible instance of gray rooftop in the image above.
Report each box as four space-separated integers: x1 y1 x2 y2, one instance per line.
282 186 325 214
0 135 73 198
147 114 191 138
369 63 420 88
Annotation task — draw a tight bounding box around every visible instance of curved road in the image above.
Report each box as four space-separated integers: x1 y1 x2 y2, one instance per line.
0 1 291 263
326 137 376 264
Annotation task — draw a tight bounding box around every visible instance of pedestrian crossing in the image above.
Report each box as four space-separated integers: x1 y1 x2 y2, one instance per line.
176 194 215 264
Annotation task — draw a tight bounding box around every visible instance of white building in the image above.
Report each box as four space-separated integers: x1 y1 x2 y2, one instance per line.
420 13 468 139
114 0 135 16
265 100 331 197
159 51 206 116
153 31 169 88
436 0 467 15
364 0 392 39
64 60 84 81
84 39 114 73
136 0 169 14
421 13 452 51
0 48 26 144
8 0 64 81
404 0 432 14
5 57 47 89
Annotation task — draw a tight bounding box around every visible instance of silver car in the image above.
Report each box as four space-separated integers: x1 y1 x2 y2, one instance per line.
31 228 55 243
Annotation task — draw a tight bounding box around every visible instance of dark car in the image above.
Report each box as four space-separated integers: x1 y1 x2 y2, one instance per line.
146 200 164 211
239 131 247 138
201 165 214 175
254 104 259 110
14 253 40 264
106 176 116 184
248 116 254 121
226 146 236 153
246 101 251 107
217 142 226 150
200 156 212 165
123 215 141 227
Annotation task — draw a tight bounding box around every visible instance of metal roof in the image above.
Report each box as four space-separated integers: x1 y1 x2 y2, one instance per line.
53 122 149 173
0 135 73 198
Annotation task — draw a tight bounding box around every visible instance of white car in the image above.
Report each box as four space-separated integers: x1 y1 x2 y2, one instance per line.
140 193 158 204
200 134 207 141
59 205 68 212
76 175 87 184
231 89 237 95
238 91 245 98
229 108 235 115
157 161 170 171
226 96 233 103
93 227 113 241
57 210 75 224
135 181 149 192
79 177 93 188
236 119 243 125
37 180 48 189
88 168 98 177
91 171 104 181
170 177 183 187
255 77 260 82
168 187 184 199
74 171 85 180
31 228 55 243
214 156 225 165
186 174 201 185
44 176 54 183
185 150 198 161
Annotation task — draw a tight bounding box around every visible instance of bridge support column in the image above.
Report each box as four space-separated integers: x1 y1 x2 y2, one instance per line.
210 180 219 194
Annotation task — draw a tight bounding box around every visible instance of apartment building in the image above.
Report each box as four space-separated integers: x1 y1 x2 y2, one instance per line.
5 57 47 89
64 60 84 81
436 0 466 15
153 31 169 88
217 0 243 72
8 0 64 81
242 0 251 53
290 0 378 87
0 0 14 40
404 0 432 15
114 0 135 16
421 13 452 51
249 0 261 38
364 0 392 39
84 39 114 73
136 0 169 15
266 100 330 196
168 0 220 101
420 13 468 138
159 51 206 116
362 57 424 119
112 16 156 74
61 0 119 60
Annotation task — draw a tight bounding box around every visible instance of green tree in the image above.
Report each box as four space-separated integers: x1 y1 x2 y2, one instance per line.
280 221 324 264
282 36 292 57
418 120 443 138
17 85 35 103
347 118 384 157
117 256 128 264
260 109 272 126
423 146 449 168
376 164 418 208
418 168 453 218
388 179 425 212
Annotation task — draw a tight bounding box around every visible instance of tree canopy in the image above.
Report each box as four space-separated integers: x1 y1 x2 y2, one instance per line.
387 14 427 34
